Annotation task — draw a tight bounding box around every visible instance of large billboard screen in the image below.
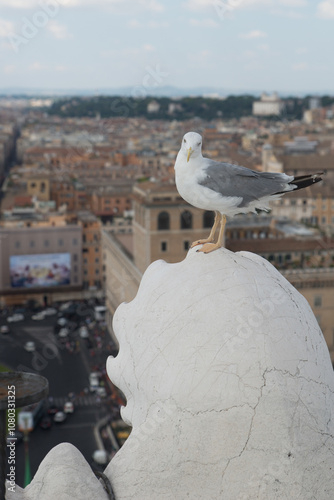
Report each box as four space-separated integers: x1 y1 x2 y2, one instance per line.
10 253 71 288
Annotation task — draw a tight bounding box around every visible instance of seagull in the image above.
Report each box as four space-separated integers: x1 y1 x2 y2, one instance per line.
174 131 323 254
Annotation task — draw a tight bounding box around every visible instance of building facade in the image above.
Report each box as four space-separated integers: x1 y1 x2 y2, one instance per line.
0 225 83 305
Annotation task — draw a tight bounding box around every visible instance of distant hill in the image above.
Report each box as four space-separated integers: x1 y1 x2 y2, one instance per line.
0 86 332 99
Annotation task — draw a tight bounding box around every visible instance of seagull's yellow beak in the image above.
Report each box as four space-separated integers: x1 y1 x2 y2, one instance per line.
187 147 193 162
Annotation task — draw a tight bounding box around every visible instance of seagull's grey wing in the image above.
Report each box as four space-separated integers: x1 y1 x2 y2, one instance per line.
199 160 294 207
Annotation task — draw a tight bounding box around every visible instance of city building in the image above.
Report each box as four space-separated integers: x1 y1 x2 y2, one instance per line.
132 181 214 273
0 224 82 306
252 92 285 116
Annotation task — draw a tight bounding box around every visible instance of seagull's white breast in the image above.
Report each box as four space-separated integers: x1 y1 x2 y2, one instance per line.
174 153 242 215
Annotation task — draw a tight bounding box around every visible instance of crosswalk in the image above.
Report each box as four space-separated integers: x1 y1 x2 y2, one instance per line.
51 395 102 408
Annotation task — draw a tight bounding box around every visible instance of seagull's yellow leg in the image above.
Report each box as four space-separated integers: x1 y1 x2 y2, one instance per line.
190 212 221 248
197 215 227 254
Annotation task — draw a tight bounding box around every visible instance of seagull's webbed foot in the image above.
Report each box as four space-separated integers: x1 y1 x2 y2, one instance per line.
190 238 214 248
196 243 222 254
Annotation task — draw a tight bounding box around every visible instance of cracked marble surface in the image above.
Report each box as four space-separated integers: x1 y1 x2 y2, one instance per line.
8 247 334 499
106 247 334 499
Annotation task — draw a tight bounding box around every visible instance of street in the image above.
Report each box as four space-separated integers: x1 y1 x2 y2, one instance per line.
0 302 119 487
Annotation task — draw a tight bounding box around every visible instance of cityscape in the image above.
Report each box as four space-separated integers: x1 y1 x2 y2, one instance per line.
0 0 334 496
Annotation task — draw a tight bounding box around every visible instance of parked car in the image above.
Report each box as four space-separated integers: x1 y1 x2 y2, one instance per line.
32 312 45 321
89 372 99 392
63 402 74 414
54 411 66 423
57 317 67 327
24 341 36 352
47 405 59 416
79 326 89 338
0 325 10 334
43 308 57 316
58 328 69 338
92 450 108 465
6 431 23 444
96 387 107 398
39 416 52 430
7 313 24 323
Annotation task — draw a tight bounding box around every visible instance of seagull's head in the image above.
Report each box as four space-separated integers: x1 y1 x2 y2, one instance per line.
181 132 203 162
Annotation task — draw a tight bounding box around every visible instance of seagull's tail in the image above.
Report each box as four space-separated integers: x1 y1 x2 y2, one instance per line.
289 172 323 191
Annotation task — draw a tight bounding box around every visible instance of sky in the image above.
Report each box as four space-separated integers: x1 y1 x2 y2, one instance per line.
0 0 333 94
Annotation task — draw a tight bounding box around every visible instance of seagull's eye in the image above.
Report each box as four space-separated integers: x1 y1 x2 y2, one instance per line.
183 139 186 143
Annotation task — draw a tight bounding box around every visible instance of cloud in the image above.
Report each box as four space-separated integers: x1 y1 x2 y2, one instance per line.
127 19 169 29
317 0 334 18
48 21 72 39
0 0 165 11
143 43 156 52
3 64 16 74
29 61 46 71
184 0 307 10
270 9 305 18
292 62 309 71
0 18 15 37
240 30 267 39
189 18 219 27
295 47 308 54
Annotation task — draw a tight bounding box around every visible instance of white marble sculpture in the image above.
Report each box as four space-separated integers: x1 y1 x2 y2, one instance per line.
9 247 334 499
105 247 334 499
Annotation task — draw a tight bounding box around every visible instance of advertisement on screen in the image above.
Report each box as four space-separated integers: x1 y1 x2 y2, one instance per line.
10 253 71 288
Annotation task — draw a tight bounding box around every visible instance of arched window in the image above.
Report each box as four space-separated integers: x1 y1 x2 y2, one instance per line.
180 210 192 229
158 211 170 230
203 211 215 228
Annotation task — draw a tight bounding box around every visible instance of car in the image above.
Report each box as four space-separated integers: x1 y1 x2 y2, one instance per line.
6 430 23 444
58 328 69 338
57 317 67 327
24 341 36 352
43 307 57 316
53 411 66 423
63 402 74 414
7 313 24 323
47 405 59 416
32 312 45 321
92 450 108 465
96 387 107 398
59 301 72 312
89 372 99 391
39 416 52 430
0 325 10 334
79 326 89 338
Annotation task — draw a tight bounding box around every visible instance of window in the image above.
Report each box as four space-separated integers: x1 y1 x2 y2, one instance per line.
180 210 193 230
73 238 78 245
95 258 99 263
30 241 35 248
203 211 215 228
40 182 46 193
314 296 322 307
158 212 170 230
73 254 78 262
184 241 190 251
44 240 49 248
58 239 64 246
161 241 167 252
15 241 20 249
